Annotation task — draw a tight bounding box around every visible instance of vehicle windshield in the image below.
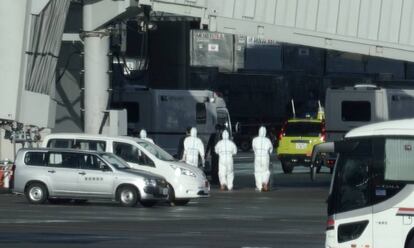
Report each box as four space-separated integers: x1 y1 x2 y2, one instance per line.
329 139 372 215
101 153 131 170
137 141 176 161
284 122 322 137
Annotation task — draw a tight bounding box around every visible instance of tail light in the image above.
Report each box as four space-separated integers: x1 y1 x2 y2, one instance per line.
278 121 287 140
326 216 335 230
320 124 326 142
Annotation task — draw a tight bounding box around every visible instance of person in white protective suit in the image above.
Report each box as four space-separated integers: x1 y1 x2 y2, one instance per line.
182 127 205 167
214 130 237 191
252 126 273 192
139 129 154 144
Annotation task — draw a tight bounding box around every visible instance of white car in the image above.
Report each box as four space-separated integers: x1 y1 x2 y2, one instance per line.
42 133 210 205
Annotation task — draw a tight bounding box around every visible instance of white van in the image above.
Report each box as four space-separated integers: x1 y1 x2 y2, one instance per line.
111 88 232 155
325 84 414 142
41 133 210 205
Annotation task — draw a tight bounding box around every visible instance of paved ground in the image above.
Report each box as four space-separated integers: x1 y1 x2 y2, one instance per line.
0 153 332 248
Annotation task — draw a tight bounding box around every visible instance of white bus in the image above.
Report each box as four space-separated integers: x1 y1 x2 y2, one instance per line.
313 119 414 248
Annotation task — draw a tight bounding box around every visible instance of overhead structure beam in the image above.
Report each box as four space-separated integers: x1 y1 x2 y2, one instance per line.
141 0 414 62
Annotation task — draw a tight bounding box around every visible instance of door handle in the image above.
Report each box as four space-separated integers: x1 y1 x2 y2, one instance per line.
78 172 86 175
48 170 56 173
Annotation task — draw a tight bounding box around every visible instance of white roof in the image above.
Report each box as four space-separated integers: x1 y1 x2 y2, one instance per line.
346 119 414 138
44 133 142 142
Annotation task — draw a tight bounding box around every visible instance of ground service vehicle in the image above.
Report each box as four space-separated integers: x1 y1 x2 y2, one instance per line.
42 133 210 205
325 84 414 143
312 119 414 248
13 148 169 207
276 118 326 173
112 88 232 155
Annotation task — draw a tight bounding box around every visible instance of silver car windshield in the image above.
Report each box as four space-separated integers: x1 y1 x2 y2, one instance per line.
137 141 175 162
101 153 130 170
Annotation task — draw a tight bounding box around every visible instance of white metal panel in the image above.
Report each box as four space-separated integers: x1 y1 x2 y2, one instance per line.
399 0 414 46
233 0 256 20
358 0 381 40
337 0 360 37
254 0 277 24
296 0 318 30
316 0 340 34
207 0 234 18
275 0 298 27
378 0 403 43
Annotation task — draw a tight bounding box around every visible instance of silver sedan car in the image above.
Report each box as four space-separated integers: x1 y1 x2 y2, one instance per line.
13 148 169 207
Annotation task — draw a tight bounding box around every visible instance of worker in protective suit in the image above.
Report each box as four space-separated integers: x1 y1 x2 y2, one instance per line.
214 130 237 191
139 129 154 144
252 126 273 192
182 127 205 167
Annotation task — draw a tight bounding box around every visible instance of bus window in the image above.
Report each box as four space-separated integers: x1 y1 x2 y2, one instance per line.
196 103 206 124
330 140 372 215
384 138 414 181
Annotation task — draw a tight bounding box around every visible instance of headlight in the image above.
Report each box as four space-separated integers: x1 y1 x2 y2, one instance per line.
169 164 196 177
144 178 157 186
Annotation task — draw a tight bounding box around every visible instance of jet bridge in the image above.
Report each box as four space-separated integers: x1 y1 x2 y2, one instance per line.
140 0 414 62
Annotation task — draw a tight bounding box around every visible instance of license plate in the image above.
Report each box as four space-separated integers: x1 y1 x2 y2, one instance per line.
295 143 307 149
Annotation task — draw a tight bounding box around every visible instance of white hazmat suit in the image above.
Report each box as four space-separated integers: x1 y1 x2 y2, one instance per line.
214 130 237 190
182 127 205 167
139 129 154 144
252 126 273 191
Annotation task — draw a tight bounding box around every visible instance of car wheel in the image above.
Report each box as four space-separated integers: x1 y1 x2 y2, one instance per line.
25 183 48 204
310 166 316 181
140 200 157 207
281 161 293 174
174 199 190 206
240 141 251 152
316 165 322 173
167 184 175 205
117 186 138 207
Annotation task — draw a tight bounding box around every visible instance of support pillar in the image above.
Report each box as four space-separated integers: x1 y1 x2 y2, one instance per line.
83 4 110 134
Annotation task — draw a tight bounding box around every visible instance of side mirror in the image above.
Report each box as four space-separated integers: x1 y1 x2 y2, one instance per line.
234 122 240 134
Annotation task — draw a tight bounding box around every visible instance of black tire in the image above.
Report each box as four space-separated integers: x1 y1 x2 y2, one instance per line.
167 184 175 205
316 165 322 173
25 183 48 204
281 161 294 174
117 186 139 207
174 199 190 206
310 166 316 181
140 200 157 207
329 167 334 174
